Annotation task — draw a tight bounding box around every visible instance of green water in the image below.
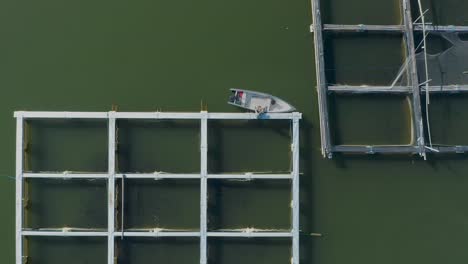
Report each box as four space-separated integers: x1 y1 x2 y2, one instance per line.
26 179 107 229
322 0 401 25
414 0 468 26
121 179 200 230
1 0 468 263
324 33 405 86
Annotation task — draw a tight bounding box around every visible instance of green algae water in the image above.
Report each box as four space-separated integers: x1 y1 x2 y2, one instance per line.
1 0 468 263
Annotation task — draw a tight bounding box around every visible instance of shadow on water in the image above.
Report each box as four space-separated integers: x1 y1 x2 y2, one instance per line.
115 179 200 230
321 0 401 25
424 94 468 146
117 120 200 173
323 32 337 85
332 151 468 173
207 120 291 174
328 94 412 146
321 0 333 26
207 180 291 231
26 119 108 172
425 154 468 168
116 237 199 264
26 179 107 229
323 32 405 86
208 238 290 264
297 118 316 264
27 237 106 264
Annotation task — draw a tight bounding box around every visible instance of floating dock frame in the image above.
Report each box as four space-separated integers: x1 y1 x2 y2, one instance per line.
311 0 332 158
310 0 468 158
14 111 302 264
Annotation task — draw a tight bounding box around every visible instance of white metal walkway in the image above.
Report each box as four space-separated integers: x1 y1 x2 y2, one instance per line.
14 111 302 264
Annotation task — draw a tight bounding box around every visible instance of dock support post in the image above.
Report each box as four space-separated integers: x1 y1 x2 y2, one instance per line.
311 0 333 158
200 111 208 264
108 111 116 264
401 0 426 159
291 113 300 264
15 113 24 264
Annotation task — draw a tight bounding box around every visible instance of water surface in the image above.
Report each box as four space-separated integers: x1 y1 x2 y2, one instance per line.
1 0 468 263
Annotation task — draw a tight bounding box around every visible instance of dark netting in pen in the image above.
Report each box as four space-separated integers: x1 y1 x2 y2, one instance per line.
416 33 468 86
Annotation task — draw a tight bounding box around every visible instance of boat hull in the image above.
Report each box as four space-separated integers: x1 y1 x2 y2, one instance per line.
227 89 296 113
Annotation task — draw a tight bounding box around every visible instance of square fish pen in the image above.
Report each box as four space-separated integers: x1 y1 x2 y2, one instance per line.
311 0 468 159
14 111 302 264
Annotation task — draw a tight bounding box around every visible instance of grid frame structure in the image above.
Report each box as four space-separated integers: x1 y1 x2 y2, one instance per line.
310 0 468 159
14 111 302 264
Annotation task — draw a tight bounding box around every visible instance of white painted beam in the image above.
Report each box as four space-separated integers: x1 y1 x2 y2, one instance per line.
16 111 108 119
207 174 292 180
115 173 200 179
14 111 302 121
329 85 468 94
23 173 108 179
107 112 116 264
402 0 426 159
22 173 293 180
200 111 208 264
15 117 24 264
323 24 404 32
328 85 412 94
22 230 294 238
417 25 468 32
291 114 300 264
207 112 302 120
115 112 302 120
114 112 202 120
422 85 468 93
322 24 468 33
311 0 333 159
121 231 200 237
22 231 108 237
332 145 420 154
207 232 293 238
